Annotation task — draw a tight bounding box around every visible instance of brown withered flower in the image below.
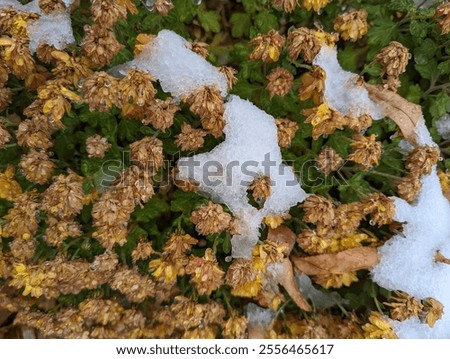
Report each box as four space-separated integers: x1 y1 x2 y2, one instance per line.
185 85 224 119
384 291 423 322
16 119 53 150
219 66 238 92
190 40 209 58
302 195 335 227
249 29 286 63
133 33 155 56
154 0 174 16
304 103 347 140
422 298 444 328
362 192 395 226
142 98 179 132
175 123 206 152
287 27 321 63
50 51 93 87
3 190 40 241
0 120 11 148
118 69 156 112
347 133 382 170
81 25 124 68
225 258 261 297
302 0 329 13
435 3 450 35
0 36 36 79
276 118 298 148
375 41 411 90
109 266 156 303
164 232 198 258
271 0 298 13
190 201 232 236
405 145 440 177
397 173 421 203
202 115 225 138
299 66 325 104
316 147 344 175
19 150 55 185
0 85 11 112
90 0 127 29
223 313 248 339
131 239 155 263
81 71 120 112
266 67 294 99
333 9 368 42
129 136 164 171
45 215 82 247
346 113 373 132
41 170 85 219
39 0 66 14
185 248 225 295
334 202 365 237
36 43 57 64
297 227 331 255
114 165 154 206
248 175 272 204
86 134 111 158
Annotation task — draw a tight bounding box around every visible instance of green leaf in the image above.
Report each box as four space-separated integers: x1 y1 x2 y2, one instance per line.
171 190 203 212
133 195 170 222
242 0 260 13
198 10 221 33
254 11 278 33
437 60 450 75
414 59 438 80
230 13 251 38
414 38 438 64
406 84 421 104
409 20 428 39
367 17 397 50
430 91 450 119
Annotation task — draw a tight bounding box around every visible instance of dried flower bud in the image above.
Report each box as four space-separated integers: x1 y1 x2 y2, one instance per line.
302 195 335 227
276 118 298 148
0 36 36 79
287 27 321 63
346 113 373 132
81 25 124 68
435 3 450 35
271 0 297 13
333 9 368 42
19 150 55 185
304 103 347 139
249 30 286 63
39 0 66 14
218 66 238 92
90 0 127 29
190 40 209 58
316 147 344 175
175 123 206 152
266 67 294 99
397 173 421 203
362 311 398 339
347 134 382 170
185 85 224 119
302 0 329 13
405 145 440 176
362 192 395 226
190 201 232 236
223 313 248 339
248 175 271 204
16 119 53 150
375 41 411 89
299 66 325 104
45 215 82 247
186 248 225 295
384 291 423 322
142 98 179 132
81 71 120 112
130 136 164 171
155 0 174 16
86 134 111 158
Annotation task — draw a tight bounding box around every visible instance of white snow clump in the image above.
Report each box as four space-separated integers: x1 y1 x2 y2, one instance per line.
0 0 75 53
435 114 450 140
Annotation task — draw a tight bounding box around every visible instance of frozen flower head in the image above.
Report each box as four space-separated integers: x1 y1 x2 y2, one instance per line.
362 193 395 226
190 40 209 58
347 133 382 170
86 134 111 158
249 29 286 63
19 150 55 185
405 145 440 176
39 0 67 13
302 0 329 13
315 147 344 175
248 175 272 204
190 201 232 236
384 291 423 322
175 123 206 152
435 2 450 35
81 72 120 112
265 67 294 99
275 118 298 148
333 9 368 42
287 27 321 63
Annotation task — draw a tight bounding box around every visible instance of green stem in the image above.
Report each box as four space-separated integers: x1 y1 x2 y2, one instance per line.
366 170 403 181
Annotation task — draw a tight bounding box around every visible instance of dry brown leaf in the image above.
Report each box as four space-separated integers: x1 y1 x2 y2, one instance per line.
267 225 296 256
365 84 422 146
247 324 268 339
435 250 450 265
291 247 379 276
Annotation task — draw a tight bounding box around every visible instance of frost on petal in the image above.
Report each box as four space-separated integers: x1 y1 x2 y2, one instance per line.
178 96 307 258
123 30 228 101
312 45 383 119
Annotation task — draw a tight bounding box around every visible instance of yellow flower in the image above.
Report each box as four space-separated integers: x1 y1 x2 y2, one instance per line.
0 166 21 201
231 275 262 298
302 0 329 13
149 257 184 284
10 263 49 298
264 215 284 229
315 271 358 289
306 103 332 126
362 311 398 339
333 9 368 42
438 170 450 193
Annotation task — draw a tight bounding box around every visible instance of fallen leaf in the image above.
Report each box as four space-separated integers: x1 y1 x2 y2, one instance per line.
365 84 422 146
267 225 296 256
291 247 379 276
435 250 450 265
